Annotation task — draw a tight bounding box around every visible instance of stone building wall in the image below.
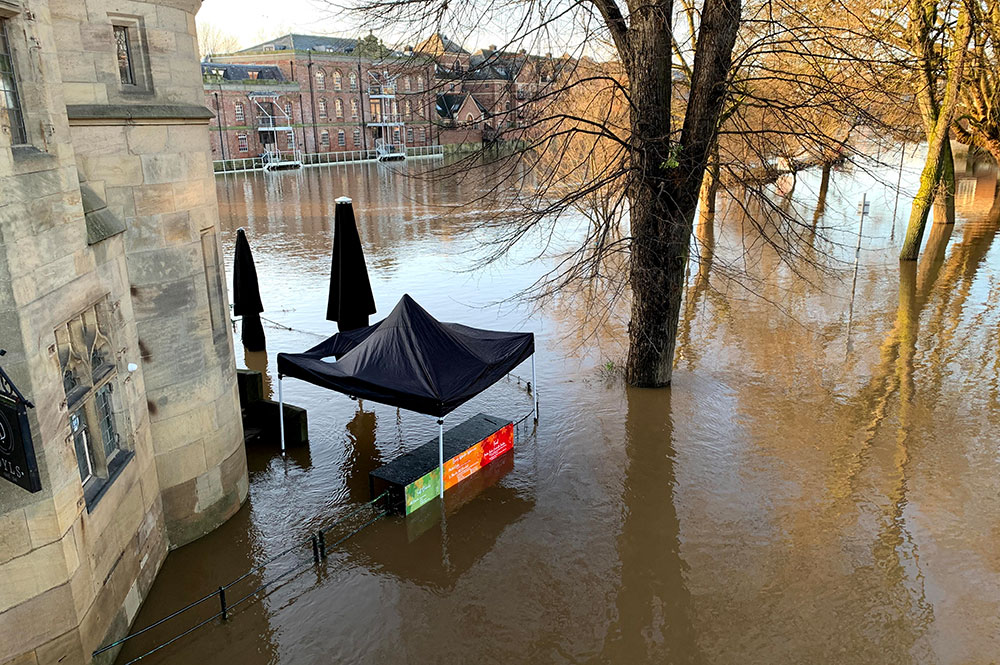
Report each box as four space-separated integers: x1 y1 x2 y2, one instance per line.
0 1 247 664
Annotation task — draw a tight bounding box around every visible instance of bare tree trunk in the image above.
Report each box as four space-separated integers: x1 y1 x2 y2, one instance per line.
698 146 720 226
932 140 956 226
813 162 832 227
624 0 742 387
900 2 970 260
900 129 956 259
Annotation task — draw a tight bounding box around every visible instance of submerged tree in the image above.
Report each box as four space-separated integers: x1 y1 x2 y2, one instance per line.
345 0 914 385
898 0 972 260
348 0 742 386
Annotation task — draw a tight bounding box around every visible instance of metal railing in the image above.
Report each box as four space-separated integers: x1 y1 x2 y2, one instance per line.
406 144 445 158
214 145 445 173
303 149 377 166
367 114 405 125
257 116 292 129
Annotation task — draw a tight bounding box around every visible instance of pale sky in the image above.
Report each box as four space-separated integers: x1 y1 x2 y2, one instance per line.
196 0 360 47
194 0 589 56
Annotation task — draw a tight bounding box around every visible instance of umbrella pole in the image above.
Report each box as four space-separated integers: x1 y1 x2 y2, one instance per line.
278 375 286 456
531 353 538 422
438 418 445 499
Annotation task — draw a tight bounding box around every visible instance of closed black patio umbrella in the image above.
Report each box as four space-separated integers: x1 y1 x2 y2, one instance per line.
233 228 266 351
327 196 376 331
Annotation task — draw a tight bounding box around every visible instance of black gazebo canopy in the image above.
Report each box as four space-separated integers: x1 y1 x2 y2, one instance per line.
277 294 534 418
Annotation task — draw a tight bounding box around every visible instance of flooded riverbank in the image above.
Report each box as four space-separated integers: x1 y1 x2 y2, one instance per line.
118 151 1000 664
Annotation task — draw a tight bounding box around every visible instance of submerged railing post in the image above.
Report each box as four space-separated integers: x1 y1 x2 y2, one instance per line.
531 353 538 422
311 534 320 564
278 375 286 455
218 586 227 621
317 531 327 559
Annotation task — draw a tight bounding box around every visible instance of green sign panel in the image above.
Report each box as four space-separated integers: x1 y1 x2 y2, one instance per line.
404 468 441 515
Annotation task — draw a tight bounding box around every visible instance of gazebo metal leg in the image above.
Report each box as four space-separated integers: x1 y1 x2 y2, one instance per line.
438 418 445 498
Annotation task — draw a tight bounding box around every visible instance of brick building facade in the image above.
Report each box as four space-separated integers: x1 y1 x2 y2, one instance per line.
201 32 568 161
203 34 438 160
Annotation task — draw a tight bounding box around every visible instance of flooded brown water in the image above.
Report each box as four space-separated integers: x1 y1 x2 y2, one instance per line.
117 149 1000 664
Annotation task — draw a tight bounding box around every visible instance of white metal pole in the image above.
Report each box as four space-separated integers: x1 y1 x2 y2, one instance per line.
278 376 286 455
531 353 538 422
438 418 445 498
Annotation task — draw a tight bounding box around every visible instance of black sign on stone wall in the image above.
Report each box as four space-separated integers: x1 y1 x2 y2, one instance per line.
0 353 42 493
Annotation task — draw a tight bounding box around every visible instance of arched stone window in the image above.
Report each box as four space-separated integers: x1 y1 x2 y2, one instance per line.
335 98 343 118
349 72 358 90
320 129 330 146
333 70 343 90
318 98 328 119
316 70 326 90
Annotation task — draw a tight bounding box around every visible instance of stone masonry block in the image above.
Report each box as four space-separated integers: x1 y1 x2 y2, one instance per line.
154 439 207 489
140 153 185 185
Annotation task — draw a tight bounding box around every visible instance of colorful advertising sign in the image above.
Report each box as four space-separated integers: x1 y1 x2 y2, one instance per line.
403 422 515 515
404 468 441 515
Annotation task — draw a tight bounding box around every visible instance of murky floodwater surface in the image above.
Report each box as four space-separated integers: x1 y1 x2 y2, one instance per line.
118 152 1000 664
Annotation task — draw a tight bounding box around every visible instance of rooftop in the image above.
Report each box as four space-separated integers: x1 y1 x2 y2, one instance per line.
201 62 288 82
239 33 359 54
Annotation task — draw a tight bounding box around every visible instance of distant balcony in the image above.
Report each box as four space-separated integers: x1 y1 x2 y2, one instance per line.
257 115 292 129
367 114 405 126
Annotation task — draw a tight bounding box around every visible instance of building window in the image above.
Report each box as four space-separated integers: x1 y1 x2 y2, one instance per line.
393 127 400 143
284 101 293 120
318 98 328 119
333 71 342 90
262 45 275 52
349 72 357 91
335 98 343 118
405 75 412 92
417 75 424 90
56 300 128 500
405 100 412 119
320 129 330 147
337 129 345 146
316 70 325 90
407 127 413 144
466 113 474 125
350 99 359 119
419 127 425 143
353 128 361 146
113 25 135 85
0 18 27 146
234 101 245 122
237 133 248 152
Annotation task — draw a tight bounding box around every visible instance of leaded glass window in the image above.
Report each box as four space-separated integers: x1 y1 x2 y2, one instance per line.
95 384 119 461
114 25 135 85
0 18 27 145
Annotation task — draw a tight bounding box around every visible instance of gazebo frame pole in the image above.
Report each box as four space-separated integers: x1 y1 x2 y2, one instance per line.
438 418 445 498
278 375 286 455
531 353 538 422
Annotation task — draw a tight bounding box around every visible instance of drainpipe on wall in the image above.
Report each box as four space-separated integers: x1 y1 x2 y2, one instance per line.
357 57 368 152
307 53 318 154
215 86 229 162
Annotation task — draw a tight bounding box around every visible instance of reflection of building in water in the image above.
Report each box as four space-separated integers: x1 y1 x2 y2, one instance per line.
0 1 248 663
343 403 381 502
